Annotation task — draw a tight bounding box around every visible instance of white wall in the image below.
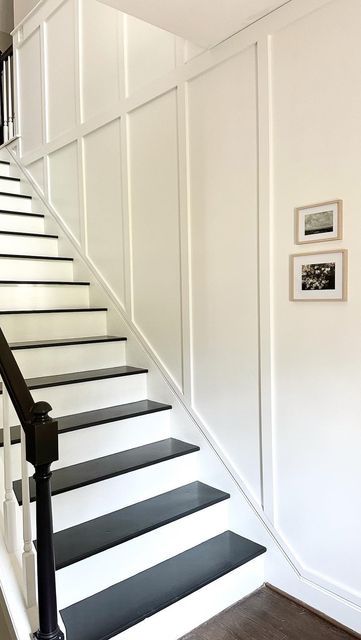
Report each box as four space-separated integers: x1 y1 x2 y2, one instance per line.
12 0 361 630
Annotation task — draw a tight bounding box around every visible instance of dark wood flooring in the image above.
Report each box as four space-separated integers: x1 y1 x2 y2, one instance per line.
180 586 358 640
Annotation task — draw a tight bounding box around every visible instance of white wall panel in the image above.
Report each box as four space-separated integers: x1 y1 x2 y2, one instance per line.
128 90 183 388
49 141 81 242
80 0 121 122
18 29 43 154
272 0 361 595
46 0 77 140
84 119 125 304
125 15 176 96
27 158 45 193
188 48 261 500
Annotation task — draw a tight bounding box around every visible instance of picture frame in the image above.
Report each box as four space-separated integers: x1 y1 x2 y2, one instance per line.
290 249 348 301
295 200 343 244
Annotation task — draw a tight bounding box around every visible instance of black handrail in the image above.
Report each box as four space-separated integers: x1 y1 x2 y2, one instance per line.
0 328 64 640
0 45 14 146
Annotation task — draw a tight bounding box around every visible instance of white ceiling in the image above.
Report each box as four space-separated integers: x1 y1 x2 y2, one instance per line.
99 0 290 48
0 0 14 33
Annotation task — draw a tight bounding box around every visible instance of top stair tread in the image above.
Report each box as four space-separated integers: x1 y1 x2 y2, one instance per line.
13 438 200 504
49 481 230 570
0 399 172 447
0 365 147 395
60 531 266 640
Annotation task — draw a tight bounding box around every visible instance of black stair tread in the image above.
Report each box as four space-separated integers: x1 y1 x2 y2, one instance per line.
61 531 266 640
0 160 10 165
0 365 147 396
0 253 72 261
0 399 171 447
0 176 21 182
46 482 230 570
10 335 127 350
0 280 90 285
13 438 199 504
0 307 106 314
0 209 44 218
0 191 31 198
0 230 57 238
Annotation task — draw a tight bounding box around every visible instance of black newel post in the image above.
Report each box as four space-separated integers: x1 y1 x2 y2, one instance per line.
26 401 64 640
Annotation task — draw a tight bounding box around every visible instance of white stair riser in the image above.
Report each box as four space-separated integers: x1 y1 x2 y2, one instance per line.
0 179 22 195
0 195 32 212
7 411 170 476
56 501 229 610
0 284 89 310
0 213 44 234
114 556 265 640
14 341 126 377
5 374 148 429
0 235 58 256
31 453 200 533
0 310 107 341
0 257 73 281
0 164 10 177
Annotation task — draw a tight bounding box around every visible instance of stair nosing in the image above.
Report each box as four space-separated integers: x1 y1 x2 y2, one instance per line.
0 191 31 199
0 209 44 218
14 439 200 504
0 280 90 286
0 230 57 238
0 160 10 165
0 307 107 314
0 253 73 261
48 482 230 570
10 335 127 350
0 176 21 182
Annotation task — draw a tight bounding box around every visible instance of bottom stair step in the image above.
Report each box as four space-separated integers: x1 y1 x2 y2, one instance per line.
60 531 266 640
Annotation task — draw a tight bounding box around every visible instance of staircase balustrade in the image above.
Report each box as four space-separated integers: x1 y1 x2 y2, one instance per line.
0 327 64 640
0 46 16 144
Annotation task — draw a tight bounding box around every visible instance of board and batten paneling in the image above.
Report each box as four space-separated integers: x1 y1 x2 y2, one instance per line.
45 0 77 140
272 0 361 595
188 47 261 501
27 158 45 194
125 15 176 96
48 141 81 242
128 90 183 389
17 29 43 154
80 0 121 122
83 119 125 305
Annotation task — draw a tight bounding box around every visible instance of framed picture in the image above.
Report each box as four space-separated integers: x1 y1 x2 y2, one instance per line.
290 250 348 301
295 200 343 244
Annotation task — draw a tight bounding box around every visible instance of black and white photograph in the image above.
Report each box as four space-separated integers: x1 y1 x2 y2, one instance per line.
290 250 347 301
295 200 343 244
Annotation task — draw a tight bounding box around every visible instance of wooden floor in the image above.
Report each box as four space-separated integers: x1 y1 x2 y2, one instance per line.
180 586 358 640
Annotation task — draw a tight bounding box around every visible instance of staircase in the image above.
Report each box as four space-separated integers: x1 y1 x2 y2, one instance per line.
0 153 266 640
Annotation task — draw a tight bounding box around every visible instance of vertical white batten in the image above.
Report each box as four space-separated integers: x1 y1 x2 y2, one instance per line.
2 62 9 142
2 387 17 553
21 427 37 608
7 57 14 139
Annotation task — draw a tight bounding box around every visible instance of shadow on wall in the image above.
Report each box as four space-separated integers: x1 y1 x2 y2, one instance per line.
0 589 16 640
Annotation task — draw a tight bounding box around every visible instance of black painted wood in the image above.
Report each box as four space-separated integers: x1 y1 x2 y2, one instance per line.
14 438 199 504
0 253 73 261
0 191 31 198
0 280 90 285
0 209 44 218
0 230 57 238
0 160 10 165
61 531 266 640
10 335 127 350
0 307 106 314
0 365 147 395
42 482 230 570
0 399 171 447
0 176 20 182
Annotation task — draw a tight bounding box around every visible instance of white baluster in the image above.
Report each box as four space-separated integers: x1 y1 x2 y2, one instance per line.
2 386 17 553
2 62 8 142
7 57 13 140
21 427 37 608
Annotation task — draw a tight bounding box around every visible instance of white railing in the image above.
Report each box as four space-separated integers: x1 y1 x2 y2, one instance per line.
1 47 16 143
